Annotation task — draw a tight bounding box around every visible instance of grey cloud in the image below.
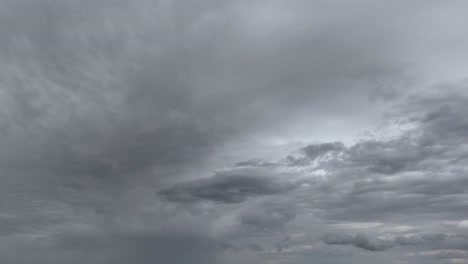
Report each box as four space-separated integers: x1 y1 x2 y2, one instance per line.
394 235 426 246
160 173 295 204
226 83 468 262
286 142 346 167
234 159 279 168
0 229 218 264
1 0 468 264
435 251 468 260
0 0 251 209
323 233 392 251
0 0 413 218
245 243 264 252
273 235 292 253
325 232 468 254
353 233 393 251
439 235 468 250
291 85 468 224
239 200 297 232
302 142 346 161
217 241 265 252
345 139 423 175
323 233 354 245
351 62 416 102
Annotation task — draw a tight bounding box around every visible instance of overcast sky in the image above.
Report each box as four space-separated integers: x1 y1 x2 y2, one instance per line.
1 0 468 263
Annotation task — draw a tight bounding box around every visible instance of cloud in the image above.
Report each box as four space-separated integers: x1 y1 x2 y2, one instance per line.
302 142 346 160
239 200 297 232
160 171 296 204
322 233 354 245
287 142 346 166
324 232 468 254
283 84 468 225
353 233 393 251
0 228 219 264
1 0 468 263
245 242 264 252
323 233 392 251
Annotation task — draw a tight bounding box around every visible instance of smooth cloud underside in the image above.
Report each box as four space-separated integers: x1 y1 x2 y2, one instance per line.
0 0 468 264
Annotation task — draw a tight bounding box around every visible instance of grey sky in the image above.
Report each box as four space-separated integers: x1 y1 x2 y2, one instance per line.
1 0 468 263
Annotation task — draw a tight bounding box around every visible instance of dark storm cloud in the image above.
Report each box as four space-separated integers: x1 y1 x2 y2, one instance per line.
0 0 401 203
160 172 295 204
0 0 246 197
2 0 459 202
1 0 468 263
0 0 431 165
287 142 346 166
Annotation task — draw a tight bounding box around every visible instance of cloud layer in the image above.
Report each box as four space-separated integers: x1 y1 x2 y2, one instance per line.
1 0 468 264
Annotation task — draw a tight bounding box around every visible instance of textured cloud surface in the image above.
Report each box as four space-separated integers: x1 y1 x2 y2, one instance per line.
1 0 468 263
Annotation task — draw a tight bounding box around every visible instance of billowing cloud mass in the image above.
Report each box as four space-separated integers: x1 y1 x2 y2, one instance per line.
1 0 468 263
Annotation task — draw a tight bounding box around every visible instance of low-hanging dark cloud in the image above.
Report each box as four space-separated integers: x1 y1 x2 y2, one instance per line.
160 171 296 204
1 0 468 263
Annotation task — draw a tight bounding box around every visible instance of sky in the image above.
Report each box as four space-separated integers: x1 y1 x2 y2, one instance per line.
0 0 468 263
